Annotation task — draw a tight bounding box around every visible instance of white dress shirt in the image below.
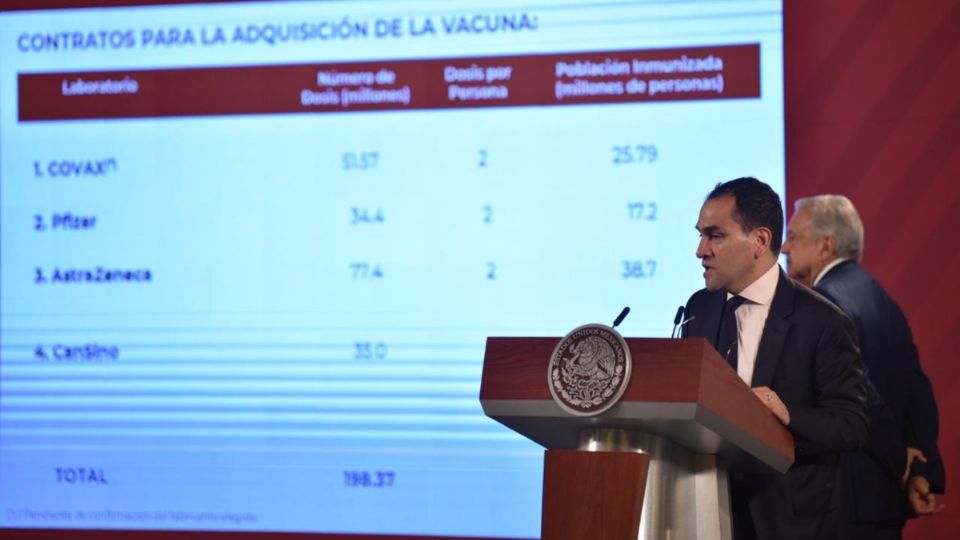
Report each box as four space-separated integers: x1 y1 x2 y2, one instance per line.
727 262 780 385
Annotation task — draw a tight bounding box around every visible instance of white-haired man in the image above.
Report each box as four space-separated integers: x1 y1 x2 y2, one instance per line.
782 194 945 540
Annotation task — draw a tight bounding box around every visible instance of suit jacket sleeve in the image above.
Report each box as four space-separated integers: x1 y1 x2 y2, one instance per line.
784 311 869 455
904 340 946 493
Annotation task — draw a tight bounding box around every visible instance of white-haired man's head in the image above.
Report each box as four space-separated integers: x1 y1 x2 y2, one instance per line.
782 194 864 286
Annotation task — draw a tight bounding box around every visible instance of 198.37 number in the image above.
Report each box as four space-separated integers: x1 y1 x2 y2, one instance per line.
343 470 395 488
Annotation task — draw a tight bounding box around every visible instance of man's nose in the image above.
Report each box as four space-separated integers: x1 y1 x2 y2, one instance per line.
695 238 709 259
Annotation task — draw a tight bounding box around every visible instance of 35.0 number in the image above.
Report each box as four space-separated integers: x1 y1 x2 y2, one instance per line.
354 342 387 361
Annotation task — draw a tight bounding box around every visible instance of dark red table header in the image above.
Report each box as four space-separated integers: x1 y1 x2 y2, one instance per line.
19 43 760 121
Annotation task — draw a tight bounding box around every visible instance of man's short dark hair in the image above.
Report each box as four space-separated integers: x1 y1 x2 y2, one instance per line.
707 177 784 253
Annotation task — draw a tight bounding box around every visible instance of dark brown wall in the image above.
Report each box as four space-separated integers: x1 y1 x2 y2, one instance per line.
785 1 960 537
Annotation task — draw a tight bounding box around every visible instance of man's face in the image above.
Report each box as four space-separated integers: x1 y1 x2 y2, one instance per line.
782 207 825 287
696 195 762 293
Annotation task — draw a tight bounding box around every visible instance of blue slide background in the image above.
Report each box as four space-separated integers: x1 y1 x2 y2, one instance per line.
0 1 783 537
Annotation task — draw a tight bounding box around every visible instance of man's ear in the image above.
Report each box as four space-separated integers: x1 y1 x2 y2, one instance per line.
819 235 837 261
752 227 773 258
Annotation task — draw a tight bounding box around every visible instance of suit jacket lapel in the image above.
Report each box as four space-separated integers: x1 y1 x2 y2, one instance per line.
701 290 726 348
751 269 795 387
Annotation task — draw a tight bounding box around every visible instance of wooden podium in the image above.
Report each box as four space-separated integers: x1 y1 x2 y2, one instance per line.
480 337 794 540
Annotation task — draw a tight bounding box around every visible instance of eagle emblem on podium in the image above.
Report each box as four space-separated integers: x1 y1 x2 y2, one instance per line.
548 324 631 416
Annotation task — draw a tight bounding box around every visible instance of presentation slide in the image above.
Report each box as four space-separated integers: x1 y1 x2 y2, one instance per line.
0 1 783 537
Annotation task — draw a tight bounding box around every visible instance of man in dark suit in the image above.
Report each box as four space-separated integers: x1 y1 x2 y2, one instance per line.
782 194 945 540
683 177 868 540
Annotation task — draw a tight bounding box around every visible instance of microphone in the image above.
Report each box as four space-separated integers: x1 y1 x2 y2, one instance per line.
677 315 696 336
670 306 685 338
612 306 630 329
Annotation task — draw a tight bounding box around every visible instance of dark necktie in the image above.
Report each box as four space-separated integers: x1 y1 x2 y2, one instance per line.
716 295 747 370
